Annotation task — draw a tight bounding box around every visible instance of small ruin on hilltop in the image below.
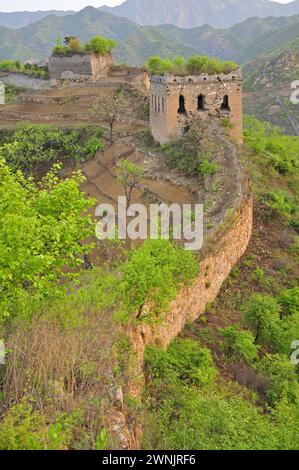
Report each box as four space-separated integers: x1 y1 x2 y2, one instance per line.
48 52 113 81
48 36 116 81
150 68 243 145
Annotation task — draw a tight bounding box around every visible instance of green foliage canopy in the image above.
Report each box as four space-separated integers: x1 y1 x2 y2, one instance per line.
120 239 198 319
53 35 116 56
0 158 95 320
146 55 238 76
0 124 104 174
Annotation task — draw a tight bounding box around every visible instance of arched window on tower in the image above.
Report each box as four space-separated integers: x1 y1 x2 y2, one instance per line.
198 94 205 111
178 95 186 114
221 95 230 110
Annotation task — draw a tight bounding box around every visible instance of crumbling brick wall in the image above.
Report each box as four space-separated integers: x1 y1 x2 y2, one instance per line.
150 69 243 144
48 53 113 81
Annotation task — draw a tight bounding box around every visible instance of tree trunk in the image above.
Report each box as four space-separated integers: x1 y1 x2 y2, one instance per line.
136 303 144 319
83 254 93 270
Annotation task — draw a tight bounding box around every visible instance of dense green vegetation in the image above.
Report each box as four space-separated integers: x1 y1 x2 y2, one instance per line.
143 336 299 450
244 116 299 232
0 129 198 448
4 84 27 103
146 55 238 75
0 124 104 174
160 130 218 178
53 35 116 56
142 116 299 450
0 60 48 78
0 158 96 320
120 240 198 319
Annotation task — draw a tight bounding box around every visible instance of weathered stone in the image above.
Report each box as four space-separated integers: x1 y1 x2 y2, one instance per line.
150 69 243 145
48 53 113 81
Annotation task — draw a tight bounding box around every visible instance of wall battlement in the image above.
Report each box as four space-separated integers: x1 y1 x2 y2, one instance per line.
150 68 243 144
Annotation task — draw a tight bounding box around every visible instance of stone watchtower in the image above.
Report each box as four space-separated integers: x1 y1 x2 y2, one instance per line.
150 68 243 145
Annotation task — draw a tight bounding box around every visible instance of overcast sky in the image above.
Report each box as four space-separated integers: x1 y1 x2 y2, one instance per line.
0 0 295 13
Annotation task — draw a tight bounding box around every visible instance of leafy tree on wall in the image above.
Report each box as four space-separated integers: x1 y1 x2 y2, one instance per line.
84 36 116 55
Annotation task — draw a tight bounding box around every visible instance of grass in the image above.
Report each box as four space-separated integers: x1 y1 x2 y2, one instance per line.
141 116 299 450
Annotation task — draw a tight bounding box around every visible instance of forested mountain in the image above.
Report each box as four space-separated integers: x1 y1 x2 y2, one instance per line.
0 10 73 29
100 0 299 28
0 7 298 65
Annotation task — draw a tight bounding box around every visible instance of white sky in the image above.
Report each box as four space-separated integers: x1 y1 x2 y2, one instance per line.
0 0 294 12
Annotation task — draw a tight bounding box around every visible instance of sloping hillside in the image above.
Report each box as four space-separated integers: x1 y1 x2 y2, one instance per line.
234 20 299 63
0 10 74 29
0 7 298 65
244 50 299 135
100 0 299 29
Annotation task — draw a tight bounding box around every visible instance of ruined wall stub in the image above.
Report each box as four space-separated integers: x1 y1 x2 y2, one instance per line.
150 68 243 145
48 53 113 81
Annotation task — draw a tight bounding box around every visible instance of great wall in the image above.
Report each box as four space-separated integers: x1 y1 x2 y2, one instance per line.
0 48 253 450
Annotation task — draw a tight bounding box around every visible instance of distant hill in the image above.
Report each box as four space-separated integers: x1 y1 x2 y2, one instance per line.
0 7 298 67
0 10 73 29
0 8 139 63
234 19 299 63
100 0 299 29
243 49 299 134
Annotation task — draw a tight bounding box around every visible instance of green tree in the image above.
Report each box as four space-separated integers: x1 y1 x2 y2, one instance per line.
84 36 116 54
90 92 128 144
0 157 95 320
120 239 198 319
117 159 143 206
258 354 299 406
244 294 281 345
220 325 259 364
0 402 75 450
278 287 299 316
68 37 81 52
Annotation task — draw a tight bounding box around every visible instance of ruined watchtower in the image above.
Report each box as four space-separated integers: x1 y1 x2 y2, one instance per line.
150 68 243 145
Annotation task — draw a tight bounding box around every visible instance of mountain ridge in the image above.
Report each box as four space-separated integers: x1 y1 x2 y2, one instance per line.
100 0 299 29
0 10 74 29
0 7 298 67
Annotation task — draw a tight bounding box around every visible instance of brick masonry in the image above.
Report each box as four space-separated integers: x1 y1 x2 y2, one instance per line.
150 69 243 144
48 53 113 81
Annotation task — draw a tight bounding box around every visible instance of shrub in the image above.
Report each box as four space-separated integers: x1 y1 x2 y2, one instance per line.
0 60 48 78
220 325 259 364
68 37 81 52
278 287 299 316
198 152 218 176
53 35 116 56
143 338 292 450
84 36 116 54
167 339 217 387
0 158 95 320
145 55 238 76
244 294 281 345
0 402 75 450
244 116 299 175
145 338 217 388
0 124 104 173
258 354 299 406
120 239 198 320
